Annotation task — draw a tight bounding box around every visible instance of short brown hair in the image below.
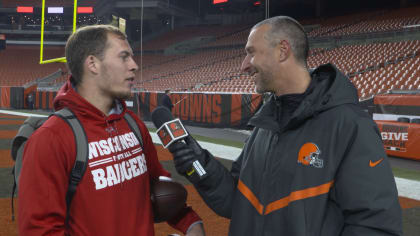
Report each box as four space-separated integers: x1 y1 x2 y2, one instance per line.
253 16 309 67
65 24 127 85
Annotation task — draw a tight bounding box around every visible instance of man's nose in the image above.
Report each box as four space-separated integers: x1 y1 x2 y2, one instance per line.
240 55 251 73
130 57 139 72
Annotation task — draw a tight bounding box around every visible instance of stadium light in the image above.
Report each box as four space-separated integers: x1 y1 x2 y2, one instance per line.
77 7 93 14
48 7 64 14
213 0 228 4
17 6 34 13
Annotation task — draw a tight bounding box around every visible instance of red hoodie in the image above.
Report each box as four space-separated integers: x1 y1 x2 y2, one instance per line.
18 80 201 235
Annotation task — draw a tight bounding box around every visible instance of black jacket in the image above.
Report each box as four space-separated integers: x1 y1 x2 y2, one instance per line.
161 94 173 111
193 64 402 236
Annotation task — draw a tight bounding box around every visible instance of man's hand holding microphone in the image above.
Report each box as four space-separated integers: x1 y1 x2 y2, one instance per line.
151 106 212 183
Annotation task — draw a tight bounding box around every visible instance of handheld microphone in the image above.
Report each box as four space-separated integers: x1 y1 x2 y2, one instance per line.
151 106 207 180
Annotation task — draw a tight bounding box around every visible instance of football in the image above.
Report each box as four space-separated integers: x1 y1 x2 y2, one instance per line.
151 176 188 223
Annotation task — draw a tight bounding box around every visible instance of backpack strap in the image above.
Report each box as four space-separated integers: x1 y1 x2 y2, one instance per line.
53 108 89 225
123 112 143 148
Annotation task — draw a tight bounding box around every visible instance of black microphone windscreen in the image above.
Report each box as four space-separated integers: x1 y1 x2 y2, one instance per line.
151 106 175 129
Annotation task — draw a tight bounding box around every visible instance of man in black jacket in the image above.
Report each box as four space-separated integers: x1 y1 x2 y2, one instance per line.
161 89 174 112
167 16 402 236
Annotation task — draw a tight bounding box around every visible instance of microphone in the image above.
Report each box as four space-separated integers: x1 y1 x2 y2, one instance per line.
151 106 207 180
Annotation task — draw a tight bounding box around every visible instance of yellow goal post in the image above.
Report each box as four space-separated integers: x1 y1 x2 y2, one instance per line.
39 0 78 64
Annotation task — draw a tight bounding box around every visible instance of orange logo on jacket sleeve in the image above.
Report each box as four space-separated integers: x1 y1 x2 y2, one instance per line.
369 158 384 167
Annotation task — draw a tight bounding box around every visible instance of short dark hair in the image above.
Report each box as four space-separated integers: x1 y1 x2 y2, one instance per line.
252 16 309 67
65 24 127 85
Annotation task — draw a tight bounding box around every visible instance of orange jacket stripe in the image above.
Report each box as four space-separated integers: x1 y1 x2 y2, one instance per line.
265 181 334 215
237 180 264 215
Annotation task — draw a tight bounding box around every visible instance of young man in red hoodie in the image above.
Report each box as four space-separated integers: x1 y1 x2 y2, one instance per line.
18 25 205 236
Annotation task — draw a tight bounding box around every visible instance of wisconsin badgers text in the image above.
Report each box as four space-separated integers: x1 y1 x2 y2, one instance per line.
88 132 147 190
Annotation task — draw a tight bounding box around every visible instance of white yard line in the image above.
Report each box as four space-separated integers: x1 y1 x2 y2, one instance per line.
2 109 419 200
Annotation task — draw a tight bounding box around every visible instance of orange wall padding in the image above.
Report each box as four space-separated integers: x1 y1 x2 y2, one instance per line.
0 87 11 108
250 94 262 114
231 94 242 126
374 94 420 106
149 92 158 114
139 92 262 128
41 92 47 109
49 92 54 109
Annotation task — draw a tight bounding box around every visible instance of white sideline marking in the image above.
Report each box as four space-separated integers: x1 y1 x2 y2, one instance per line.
395 177 420 200
0 109 47 117
150 132 241 161
2 109 419 200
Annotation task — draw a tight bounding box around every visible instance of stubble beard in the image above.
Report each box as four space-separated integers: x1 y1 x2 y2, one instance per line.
113 90 132 100
255 70 273 94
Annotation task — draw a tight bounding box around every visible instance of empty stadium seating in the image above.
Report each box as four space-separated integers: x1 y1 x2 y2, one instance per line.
134 37 420 97
307 7 420 37
307 40 420 98
131 6 420 97
1 6 419 100
139 24 248 51
0 45 66 87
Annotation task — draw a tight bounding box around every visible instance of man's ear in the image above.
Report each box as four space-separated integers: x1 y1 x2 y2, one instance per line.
275 40 290 63
85 55 99 74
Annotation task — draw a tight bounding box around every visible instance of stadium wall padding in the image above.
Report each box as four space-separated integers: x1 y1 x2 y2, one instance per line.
374 94 420 116
28 91 138 114
0 86 24 109
138 92 262 129
16 91 260 128
376 121 420 161
373 93 420 160
35 91 56 111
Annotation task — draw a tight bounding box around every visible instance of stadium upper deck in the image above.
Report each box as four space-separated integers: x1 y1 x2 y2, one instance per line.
0 6 419 100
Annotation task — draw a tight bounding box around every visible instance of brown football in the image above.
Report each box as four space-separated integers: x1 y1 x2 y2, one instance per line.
151 176 188 223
